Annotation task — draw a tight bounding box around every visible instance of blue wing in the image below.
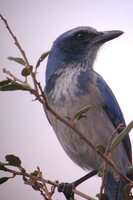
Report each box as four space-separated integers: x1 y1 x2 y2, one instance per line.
96 73 132 162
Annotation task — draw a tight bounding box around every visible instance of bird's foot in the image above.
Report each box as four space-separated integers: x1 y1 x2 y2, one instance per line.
57 170 97 199
58 182 74 200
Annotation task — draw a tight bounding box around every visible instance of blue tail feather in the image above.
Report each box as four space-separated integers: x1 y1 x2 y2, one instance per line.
104 172 127 200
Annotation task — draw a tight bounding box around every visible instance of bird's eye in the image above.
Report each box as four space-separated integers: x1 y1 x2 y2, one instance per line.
76 32 86 40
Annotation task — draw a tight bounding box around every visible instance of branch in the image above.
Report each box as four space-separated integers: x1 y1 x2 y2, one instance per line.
0 14 38 92
0 14 30 67
0 159 96 200
3 68 25 84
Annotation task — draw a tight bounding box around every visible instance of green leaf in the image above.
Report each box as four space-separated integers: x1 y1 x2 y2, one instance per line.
0 177 9 185
40 51 49 61
128 165 133 171
0 79 35 93
21 65 33 77
96 193 108 200
0 162 8 171
0 79 11 86
74 105 91 120
5 154 21 167
8 57 26 66
109 121 133 152
97 170 104 177
32 182 43 191
36 51 49 69
123 184 132 200
96 145 106 153
30 170 38 176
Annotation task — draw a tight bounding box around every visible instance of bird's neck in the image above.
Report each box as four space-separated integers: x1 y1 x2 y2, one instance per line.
46 52 94 83
45 66 80 103
45 47 98 102
45 63 93 104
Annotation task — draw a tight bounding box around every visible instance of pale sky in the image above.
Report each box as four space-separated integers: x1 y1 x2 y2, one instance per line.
0 1 133 200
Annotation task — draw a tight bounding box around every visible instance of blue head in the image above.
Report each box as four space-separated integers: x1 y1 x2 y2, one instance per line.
46 26 123 83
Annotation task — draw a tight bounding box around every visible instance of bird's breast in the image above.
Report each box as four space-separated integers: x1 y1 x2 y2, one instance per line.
45 69 130 172
46 67 83 104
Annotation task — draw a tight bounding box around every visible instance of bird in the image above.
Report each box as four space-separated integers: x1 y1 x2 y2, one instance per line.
44 26 132 200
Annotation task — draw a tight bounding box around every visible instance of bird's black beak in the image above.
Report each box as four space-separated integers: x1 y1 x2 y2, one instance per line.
94 30 124 44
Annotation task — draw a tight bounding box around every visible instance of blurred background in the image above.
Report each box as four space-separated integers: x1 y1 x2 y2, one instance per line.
0 0 133 199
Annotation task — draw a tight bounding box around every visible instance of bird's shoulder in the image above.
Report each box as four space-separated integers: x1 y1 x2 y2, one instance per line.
75 70 132 163
95 72 125 127
95 72 132 162
76 69 124 122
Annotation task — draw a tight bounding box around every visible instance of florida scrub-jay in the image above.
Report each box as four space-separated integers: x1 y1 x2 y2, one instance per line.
44 26 132 200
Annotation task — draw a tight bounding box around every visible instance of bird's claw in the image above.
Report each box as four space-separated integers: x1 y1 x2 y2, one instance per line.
58 182 74 200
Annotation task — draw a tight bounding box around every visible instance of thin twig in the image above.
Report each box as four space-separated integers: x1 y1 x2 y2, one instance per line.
3 68 25 84
99 123 125 199
0 14 38 93
1 164 97 199
73 188 96 200
0 14 30 67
